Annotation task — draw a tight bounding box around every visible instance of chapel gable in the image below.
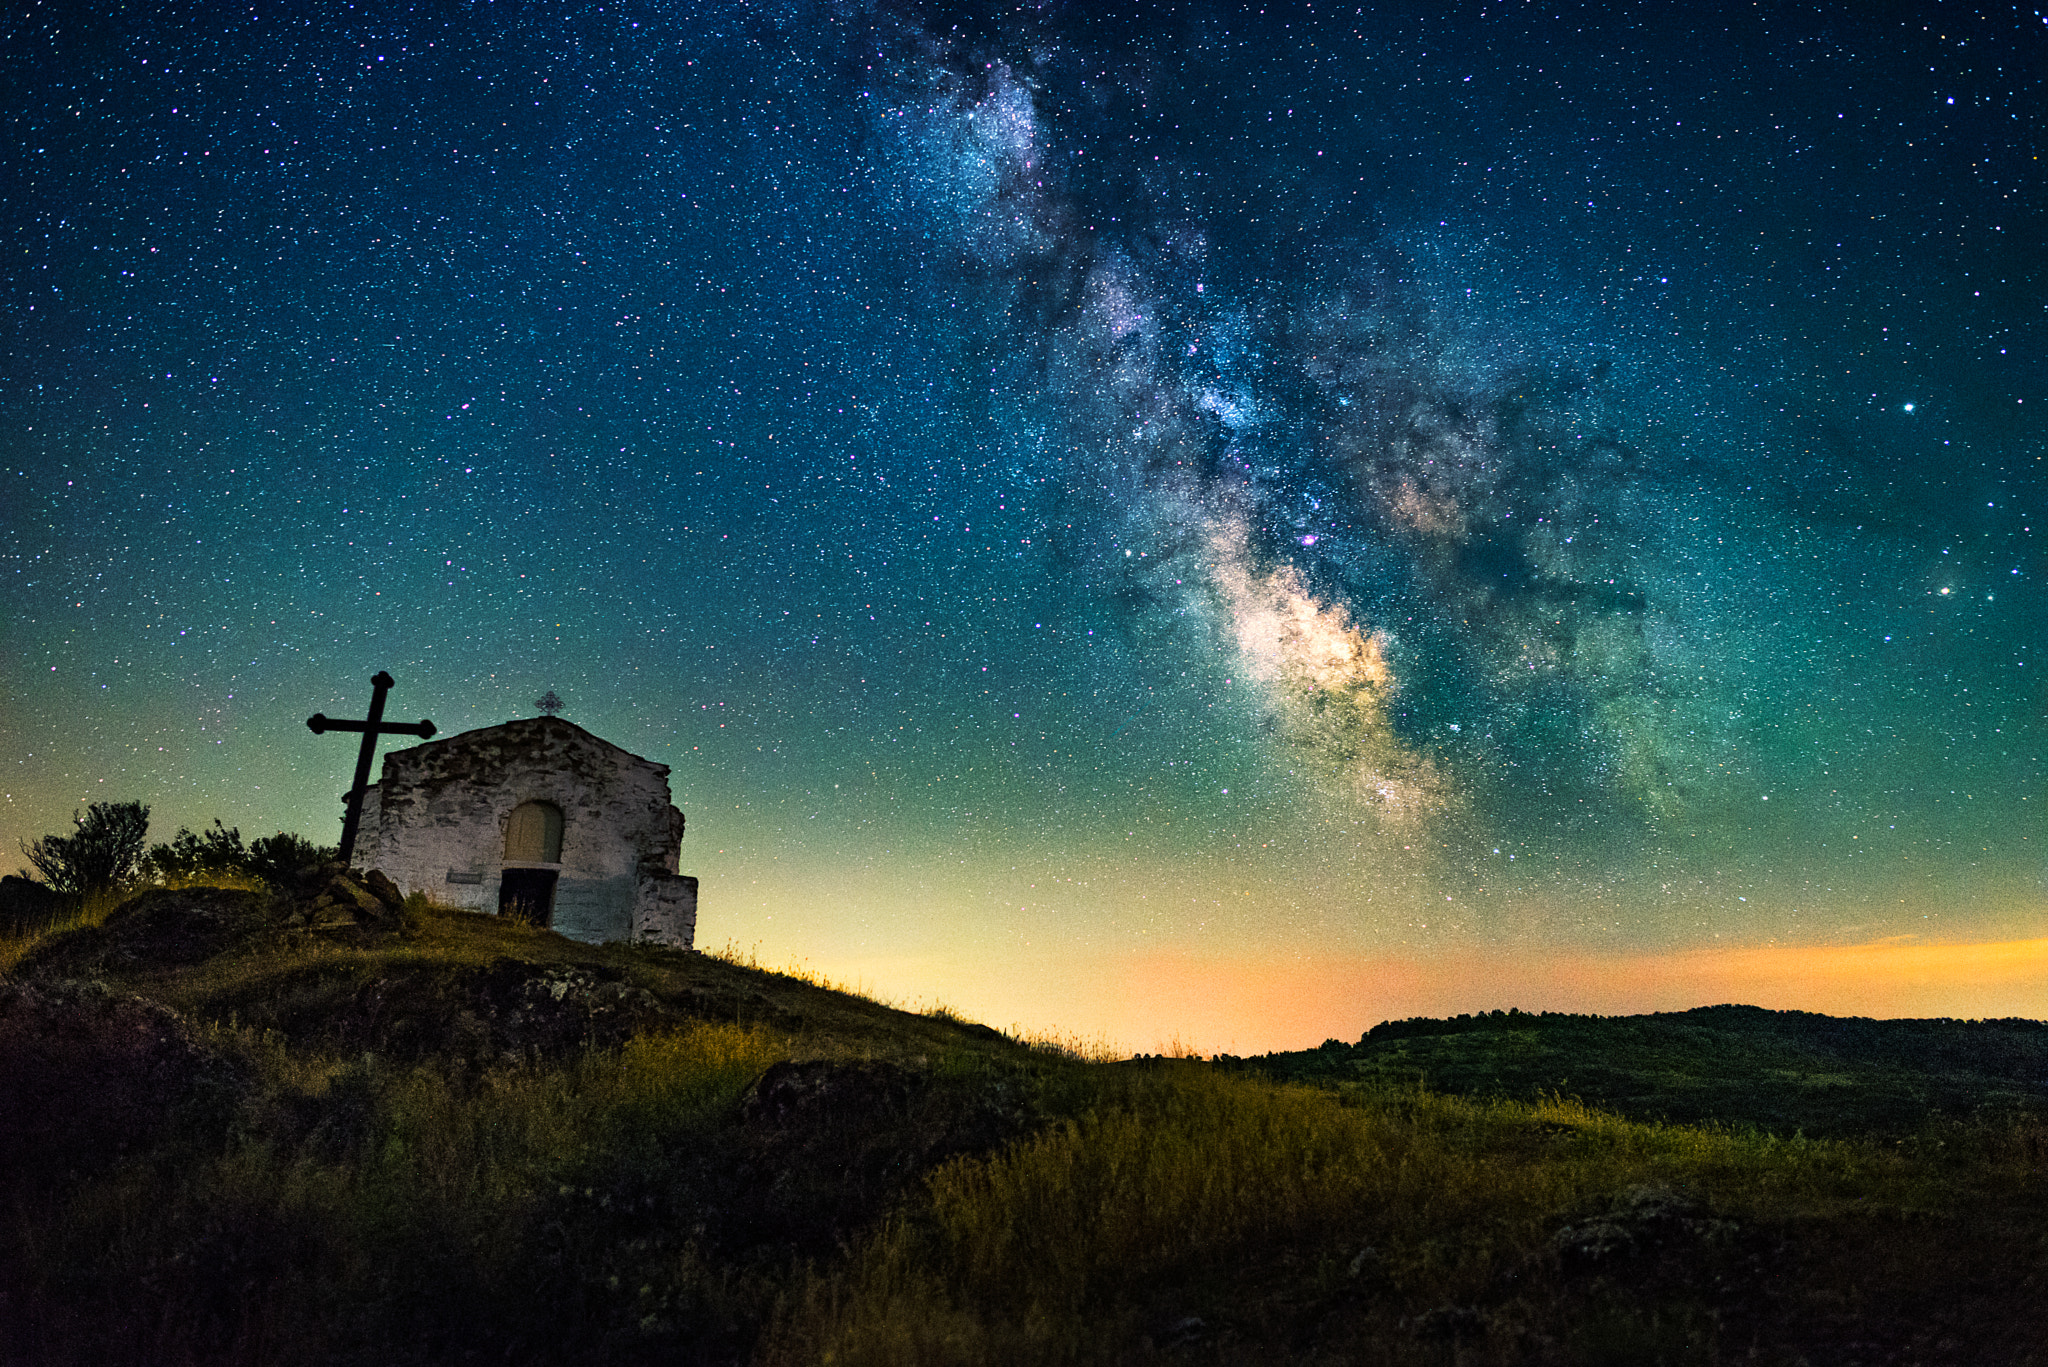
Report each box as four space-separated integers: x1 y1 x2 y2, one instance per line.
354 716 696 947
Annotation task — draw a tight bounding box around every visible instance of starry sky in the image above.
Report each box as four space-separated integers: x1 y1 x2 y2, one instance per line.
6 0 2044 1049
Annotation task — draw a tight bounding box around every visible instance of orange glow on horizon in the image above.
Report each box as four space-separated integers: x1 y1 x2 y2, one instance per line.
1088 935 2048 1056
828 932 2048 1057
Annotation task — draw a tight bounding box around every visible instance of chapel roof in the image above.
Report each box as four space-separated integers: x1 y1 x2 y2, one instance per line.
379 715 669 776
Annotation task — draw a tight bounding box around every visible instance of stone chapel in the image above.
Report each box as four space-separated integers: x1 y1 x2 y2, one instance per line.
352 716 697 947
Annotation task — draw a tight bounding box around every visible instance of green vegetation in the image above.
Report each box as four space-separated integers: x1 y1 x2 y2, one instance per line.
4 875 2045 1365
6 804 333 948
16 799 151 897
137 819 334 888
1224 1006 2048 1139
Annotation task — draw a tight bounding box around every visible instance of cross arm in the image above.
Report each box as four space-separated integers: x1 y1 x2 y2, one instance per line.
307 714 438 739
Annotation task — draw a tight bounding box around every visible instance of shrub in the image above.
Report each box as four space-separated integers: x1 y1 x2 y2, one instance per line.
139 823 335 888
19 800 150 897
141 819 250 883
248 831 335 884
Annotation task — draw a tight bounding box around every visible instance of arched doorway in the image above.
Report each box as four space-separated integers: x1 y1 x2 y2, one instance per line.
498 800 563 924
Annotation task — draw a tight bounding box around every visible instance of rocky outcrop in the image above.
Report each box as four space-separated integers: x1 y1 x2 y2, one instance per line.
14 885 276 977
13 866 411 979
0 980 244 1179
215 958 678 1066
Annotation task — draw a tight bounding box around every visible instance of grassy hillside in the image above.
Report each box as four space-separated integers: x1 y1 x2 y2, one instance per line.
4 871 2046 1365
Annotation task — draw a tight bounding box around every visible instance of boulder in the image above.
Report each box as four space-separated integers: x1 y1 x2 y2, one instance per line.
362 868 405 910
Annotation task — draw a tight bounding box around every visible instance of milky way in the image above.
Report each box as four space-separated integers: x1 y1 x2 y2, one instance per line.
5 1 2043 1038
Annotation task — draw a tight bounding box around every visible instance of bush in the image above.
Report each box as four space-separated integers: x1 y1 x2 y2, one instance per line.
141 819 250 883
19 800 150 897
248 831 335 884
139 823 336 888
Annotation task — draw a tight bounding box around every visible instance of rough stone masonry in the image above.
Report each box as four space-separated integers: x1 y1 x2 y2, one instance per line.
353 716 697 947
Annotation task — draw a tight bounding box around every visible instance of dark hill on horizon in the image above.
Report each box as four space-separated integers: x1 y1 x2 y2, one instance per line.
1228 1005 2048 1140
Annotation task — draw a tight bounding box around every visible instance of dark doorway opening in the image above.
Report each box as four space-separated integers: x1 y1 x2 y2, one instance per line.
498 868 558 926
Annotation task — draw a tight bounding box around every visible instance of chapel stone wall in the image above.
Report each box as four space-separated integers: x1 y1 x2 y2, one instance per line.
354 717 694 948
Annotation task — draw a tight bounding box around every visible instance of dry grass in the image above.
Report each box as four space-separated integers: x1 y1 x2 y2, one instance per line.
0 880 148 972
705 938 890 1000
363 1022 791 1202
6 1020 794 1366
1006 1024 1126 1064
763 1070 2030 1366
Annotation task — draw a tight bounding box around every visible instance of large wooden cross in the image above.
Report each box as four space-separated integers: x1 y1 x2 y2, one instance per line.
307 670 436 865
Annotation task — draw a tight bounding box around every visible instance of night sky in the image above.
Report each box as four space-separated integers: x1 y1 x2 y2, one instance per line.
6 1 2043 1048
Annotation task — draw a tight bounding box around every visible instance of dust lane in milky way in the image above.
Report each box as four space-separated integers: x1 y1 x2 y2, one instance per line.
4 2 2042 1046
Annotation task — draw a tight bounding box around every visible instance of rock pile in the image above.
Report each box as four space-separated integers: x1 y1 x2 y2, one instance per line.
278 863 407 933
